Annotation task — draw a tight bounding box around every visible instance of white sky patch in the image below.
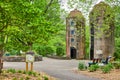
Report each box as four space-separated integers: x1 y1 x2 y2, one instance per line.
60 0 119 25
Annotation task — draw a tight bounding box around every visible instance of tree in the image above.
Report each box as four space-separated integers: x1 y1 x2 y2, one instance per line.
0 0 64 72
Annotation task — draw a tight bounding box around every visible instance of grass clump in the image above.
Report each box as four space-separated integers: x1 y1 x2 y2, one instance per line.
12 77 17 80
7 68 16 74
78 62 86 70
43 76 49 80
102 63 113 73
17 70 22 73
88 64 99 72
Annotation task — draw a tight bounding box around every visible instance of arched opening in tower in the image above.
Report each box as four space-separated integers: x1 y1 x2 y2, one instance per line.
70 47 76 59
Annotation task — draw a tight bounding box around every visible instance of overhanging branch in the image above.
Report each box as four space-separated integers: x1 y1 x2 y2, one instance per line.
44 0 53 13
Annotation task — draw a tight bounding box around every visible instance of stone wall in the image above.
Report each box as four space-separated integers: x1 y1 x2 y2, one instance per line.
3 56 42 62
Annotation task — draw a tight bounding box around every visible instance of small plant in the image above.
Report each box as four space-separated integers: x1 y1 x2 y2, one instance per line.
43 76 48 80
12 77 17 80
25 76 30 80
78 62 85 70
33 72 37 77
107 63 114 69
23 70 27 74
102 65 111 73
7 69 16 74
88 64 99 72
38 73 41 75
20 77 24 80
27 71 33 75
112 61 120 69
56 46 65 56
37 77 41 80
17 70 22 73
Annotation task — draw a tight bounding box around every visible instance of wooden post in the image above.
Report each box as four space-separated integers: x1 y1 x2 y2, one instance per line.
26 62 28 71
0 59 2 73
30 62 33 71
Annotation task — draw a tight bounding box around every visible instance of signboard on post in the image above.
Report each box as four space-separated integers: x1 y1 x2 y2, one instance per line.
26 51 35 71
26 54 34 62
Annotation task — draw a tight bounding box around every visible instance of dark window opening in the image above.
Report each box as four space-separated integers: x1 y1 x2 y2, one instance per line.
71 38 74 42
90 26 94 60
70 21 75 26
70 47 76 59
71 30 75 35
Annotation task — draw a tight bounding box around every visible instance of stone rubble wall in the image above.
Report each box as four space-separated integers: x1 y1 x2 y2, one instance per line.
3 56 42 62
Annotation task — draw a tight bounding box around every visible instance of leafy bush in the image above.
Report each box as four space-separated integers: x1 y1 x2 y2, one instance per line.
43 76 48 80
9 50 20 55
56 46 65 56
36 46 54 56
27 71 33 75
7 68 16 74
25 76 30 80
107 63 114 69
78 62 85 70
20 77 24 80
12 77 17 80
88 64 99 72
33 72 37 77
112 61 120 69
23 70 27 74
102 65 111 73
17 70 22 73
114 38 120 60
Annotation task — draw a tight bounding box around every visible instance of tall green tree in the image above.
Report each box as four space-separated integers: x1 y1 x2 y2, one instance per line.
0 0 63 51
0 0 64 71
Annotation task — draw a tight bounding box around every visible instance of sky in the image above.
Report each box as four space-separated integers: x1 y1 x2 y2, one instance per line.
60 0 106 24
60 0 104 12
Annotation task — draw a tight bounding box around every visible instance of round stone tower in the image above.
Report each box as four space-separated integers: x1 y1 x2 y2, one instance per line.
66 9 86 59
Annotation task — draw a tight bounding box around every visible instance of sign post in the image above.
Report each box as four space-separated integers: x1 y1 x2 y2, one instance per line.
26 51 34 71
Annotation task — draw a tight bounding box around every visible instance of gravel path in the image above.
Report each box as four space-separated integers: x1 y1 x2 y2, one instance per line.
3 57 100 80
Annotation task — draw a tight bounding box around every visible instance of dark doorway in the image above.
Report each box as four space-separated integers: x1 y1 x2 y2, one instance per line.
70 47 76 59
90 26 94 60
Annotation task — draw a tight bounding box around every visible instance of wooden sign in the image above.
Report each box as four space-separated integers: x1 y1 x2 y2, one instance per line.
26 54 34 62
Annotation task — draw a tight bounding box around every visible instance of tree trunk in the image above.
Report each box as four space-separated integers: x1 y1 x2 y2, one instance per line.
0 48 3 74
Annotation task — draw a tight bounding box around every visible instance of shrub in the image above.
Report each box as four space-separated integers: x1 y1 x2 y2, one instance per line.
107 63 114 69
20 77 24 80
37 46 54 56
12 77 17 80
114 38 120 60
25 76 30 80
23 70 27 74
9 50 20 56
17 70 22 73
43 76 48 80
112 61 120 69
33 72 37 77
37 77 41 80
88 64 99 72
78 62 85 70
7 68 16 74
56 46 65 56
102 65 111 73
27 71 33 75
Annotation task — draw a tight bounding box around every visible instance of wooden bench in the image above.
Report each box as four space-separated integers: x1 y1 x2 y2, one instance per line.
88 56 114 67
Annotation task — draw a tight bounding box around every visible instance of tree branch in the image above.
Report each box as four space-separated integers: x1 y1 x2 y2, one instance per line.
16 38 28 46
44 0 53 13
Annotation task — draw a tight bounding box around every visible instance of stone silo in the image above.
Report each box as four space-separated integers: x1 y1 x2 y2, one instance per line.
89 2 115 60
66 9 86 59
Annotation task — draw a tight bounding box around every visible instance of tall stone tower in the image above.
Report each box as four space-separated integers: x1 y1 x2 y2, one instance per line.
89 2 115 60
66 9 85 59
